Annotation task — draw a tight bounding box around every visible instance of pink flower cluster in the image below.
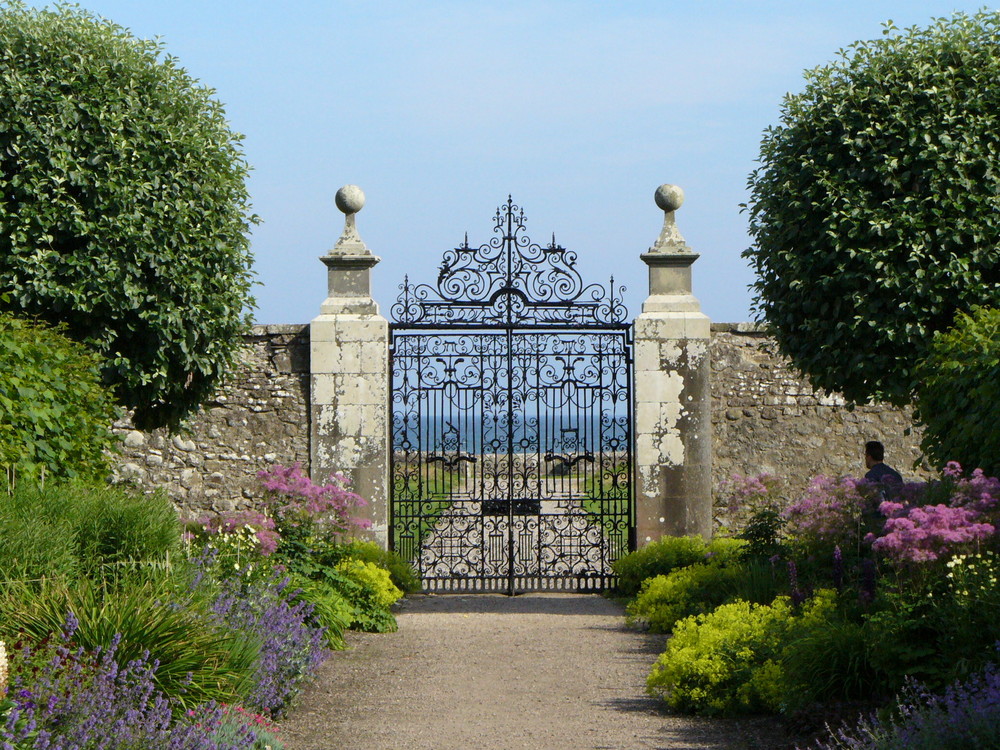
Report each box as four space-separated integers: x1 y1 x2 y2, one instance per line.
945 463 1000 516
257 462 371 533
201 509 280 555
718 472 783 514
872 501 994 563
782 475 868 548
869 463 999 564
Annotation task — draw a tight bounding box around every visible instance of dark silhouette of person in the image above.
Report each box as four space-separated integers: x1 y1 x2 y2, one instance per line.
864 440 903 486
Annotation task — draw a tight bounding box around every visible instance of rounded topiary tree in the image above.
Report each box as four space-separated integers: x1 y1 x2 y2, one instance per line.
743 11 1000 407
914 306 1000 475
0 2 256 429
0 312 120 482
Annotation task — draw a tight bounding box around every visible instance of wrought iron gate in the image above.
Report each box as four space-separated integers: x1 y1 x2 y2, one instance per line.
389 198 633 593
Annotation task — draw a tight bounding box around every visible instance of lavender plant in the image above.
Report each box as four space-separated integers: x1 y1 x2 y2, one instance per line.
210 573 328 717
2 576 258 710
0 617 262 749
806 661 1000 749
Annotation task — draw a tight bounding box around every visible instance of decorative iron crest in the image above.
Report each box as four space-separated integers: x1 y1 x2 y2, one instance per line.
391 197 627 326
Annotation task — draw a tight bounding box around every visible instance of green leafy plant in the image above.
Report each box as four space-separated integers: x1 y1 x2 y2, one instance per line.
647 590 842 716
0 314 119 482
738 509 787 562
279 541 400 634
866 551 1000 693
627 562 744 634
287 574 353 650
612 535 714 597
780 610 877 712
915 306 1000 475
0 2 257 429
743 11 1000 407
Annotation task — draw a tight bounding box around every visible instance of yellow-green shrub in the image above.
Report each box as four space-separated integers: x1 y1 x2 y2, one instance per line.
613 535 745 597
339 539 421 593
337 559 403 609
647 590 839 715
627 563 743 633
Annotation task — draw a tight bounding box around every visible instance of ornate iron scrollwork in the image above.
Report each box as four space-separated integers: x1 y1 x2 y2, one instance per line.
389 198 634 594
392 197 627 327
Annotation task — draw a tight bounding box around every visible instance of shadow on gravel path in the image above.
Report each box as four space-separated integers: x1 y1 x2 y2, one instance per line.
279 593 793 750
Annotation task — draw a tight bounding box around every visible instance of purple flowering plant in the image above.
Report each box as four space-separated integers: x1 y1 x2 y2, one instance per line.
866 462 999 566
258 463 370 538
871 500 994 564
0 616 263 750
806 658 1000 749
191 463 372 581
209 571 329 718
717 472 785 525
782 475 871 559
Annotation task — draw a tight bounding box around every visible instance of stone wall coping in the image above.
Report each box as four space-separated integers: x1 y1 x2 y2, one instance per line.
710 322 768 334
250 322 769 337
249 324 309 335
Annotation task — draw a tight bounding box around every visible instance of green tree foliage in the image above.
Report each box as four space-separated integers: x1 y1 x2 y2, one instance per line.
914 306 1000 475
0 313 119 481
743 11 1000 406
0 2 256 429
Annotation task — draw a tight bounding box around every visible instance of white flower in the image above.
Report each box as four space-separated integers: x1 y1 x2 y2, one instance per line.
0 640 8 699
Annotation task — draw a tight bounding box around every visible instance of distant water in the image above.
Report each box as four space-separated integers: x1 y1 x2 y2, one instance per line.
393 414 627 454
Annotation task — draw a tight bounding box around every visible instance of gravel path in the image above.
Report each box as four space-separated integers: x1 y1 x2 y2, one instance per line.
279 593 793 750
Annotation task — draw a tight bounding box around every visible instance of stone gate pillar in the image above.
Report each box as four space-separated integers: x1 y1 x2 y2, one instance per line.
310 185 389 547
634 185 713 542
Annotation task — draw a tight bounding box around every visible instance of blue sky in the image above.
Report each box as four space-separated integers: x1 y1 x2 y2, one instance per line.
22 1 996 324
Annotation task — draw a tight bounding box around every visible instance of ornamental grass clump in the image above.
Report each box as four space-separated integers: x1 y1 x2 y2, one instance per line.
0 481 180 585
2 577 258 711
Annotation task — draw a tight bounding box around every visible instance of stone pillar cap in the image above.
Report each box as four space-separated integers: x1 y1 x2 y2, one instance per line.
647 183 694 255
328 184 372 256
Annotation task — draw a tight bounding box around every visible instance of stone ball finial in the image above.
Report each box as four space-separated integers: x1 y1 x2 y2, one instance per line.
335 185 365 215
654 184 684 213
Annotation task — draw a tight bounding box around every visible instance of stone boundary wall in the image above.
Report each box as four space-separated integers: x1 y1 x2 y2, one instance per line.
710 323 925 494
114 325 311 518
115 322 924 520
